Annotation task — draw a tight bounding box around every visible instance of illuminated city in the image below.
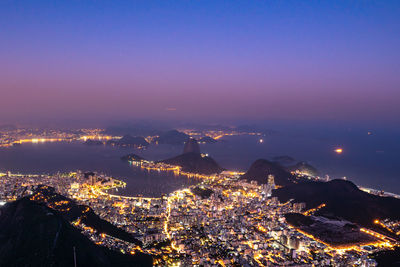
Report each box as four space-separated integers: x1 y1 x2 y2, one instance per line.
1 1 400 266
1 133 400 266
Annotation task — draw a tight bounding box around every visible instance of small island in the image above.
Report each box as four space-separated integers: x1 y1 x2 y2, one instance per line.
121 153 147 162
84 139 104 146
107 135 149 149
158 138 224 175
122 138 224 176
159 152 224 175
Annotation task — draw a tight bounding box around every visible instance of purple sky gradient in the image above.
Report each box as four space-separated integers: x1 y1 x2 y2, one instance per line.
1 1 399 124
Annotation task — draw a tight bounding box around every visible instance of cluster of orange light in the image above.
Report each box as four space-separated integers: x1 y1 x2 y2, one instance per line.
374 219 396 234
360 228 396 243
303 203 326 216
80 135 113 141
138 162 216 180
15 138 65 144
257 224 268 233
7 135 113 146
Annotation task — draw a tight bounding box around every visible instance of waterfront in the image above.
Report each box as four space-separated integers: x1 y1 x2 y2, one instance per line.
0 127 399 195
0 141 198 197
0 169 396 266
0 130 399 265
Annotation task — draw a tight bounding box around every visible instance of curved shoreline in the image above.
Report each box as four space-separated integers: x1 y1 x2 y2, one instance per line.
2 168 400 200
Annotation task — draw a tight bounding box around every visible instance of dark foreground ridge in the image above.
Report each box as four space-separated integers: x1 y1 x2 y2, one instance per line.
0 195 152 267
241 159 295 186
159 152 224 175
273 179 400 229
31 186 143 245
372 245 400 266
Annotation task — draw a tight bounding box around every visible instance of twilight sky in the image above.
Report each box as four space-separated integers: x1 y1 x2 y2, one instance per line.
1 1 399 124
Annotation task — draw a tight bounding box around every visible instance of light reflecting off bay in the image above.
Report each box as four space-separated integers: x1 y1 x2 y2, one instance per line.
0 128 399 196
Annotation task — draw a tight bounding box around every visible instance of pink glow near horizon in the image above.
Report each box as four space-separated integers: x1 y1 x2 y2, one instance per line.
0 1 399 124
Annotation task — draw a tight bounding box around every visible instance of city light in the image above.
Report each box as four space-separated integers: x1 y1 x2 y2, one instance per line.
334 148 343 154
1 127 399 266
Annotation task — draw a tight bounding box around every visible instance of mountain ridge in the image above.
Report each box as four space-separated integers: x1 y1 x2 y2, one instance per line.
0 196 152 267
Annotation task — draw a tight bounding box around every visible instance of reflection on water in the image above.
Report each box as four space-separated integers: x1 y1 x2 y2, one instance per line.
0 128 399 195
110 169 200 197
106 167 200 197
0 141 198 197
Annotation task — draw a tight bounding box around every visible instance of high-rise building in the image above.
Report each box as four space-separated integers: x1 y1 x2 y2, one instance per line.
289 236 300 250
267 174 275 187
292 202 306 213
262 174 276 197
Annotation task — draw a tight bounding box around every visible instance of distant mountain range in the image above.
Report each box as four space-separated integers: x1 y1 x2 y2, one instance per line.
105 124 165 137
0 187 152 267
106 128 218 147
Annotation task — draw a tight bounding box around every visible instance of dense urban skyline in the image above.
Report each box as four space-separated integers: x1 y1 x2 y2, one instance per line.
1 1 399 124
